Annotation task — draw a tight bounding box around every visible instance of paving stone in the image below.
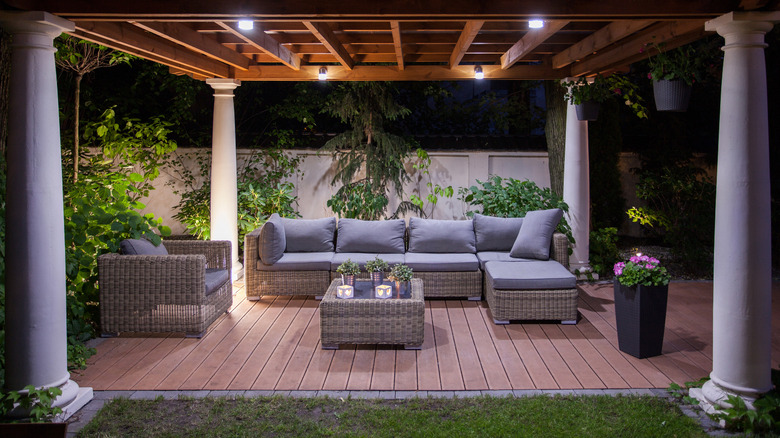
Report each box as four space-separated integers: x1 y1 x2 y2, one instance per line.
377 391 396 399
542 389 576 397
80 399 107 412
629 388 655 396
207 390 246 399
243 390 275 398
317 390 351 400
453 391 482 398
92 390 131 400
574 389 605 396
513 389 543 398
177 390 211 399
602 389 634 396
129 391 168 400
395 391 426 399
289 391 318 398
427 391 455 399
349 391 378 399
482 390 513 398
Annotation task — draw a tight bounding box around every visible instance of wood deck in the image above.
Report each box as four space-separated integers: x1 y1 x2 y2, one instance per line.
72 281 780 391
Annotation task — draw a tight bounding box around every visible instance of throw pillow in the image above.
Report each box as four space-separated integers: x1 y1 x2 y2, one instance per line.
408 217 476 253
335 218 406 253
120 238 168 255
473 213 524 252
281 217 336 252
258 213 286 265
509 208 563 260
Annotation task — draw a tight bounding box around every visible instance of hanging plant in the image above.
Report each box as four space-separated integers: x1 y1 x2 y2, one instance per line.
562 74 648 120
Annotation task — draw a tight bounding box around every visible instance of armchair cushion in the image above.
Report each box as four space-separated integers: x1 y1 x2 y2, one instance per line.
474 214 524 252
408 218 476 253
282 217 336 252
120 238 168 255
336 218 406 253
205 268 230 296
510 208 563 260
259 213 286 265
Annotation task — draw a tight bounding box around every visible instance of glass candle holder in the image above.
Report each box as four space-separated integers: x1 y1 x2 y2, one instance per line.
336 285 354 299
375 284 392 299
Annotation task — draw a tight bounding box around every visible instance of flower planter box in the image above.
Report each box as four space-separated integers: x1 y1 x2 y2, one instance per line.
613 279 668 358
574 101 600 121
653 79 691 112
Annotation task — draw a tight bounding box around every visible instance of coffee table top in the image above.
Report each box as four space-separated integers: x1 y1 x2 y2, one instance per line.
323 278 423 302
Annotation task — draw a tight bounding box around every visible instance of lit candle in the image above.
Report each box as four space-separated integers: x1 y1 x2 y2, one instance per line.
375 284 392 299
337 285 354 299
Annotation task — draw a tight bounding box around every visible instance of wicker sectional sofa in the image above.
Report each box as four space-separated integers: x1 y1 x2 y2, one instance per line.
245 209 578 323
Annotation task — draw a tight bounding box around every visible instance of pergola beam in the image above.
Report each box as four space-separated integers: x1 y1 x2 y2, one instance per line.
449 20 484 68
217 21 302 70
500 20 569 69
390 20 404 70
303 21 355 70
552 20 654 69
132 21 250 70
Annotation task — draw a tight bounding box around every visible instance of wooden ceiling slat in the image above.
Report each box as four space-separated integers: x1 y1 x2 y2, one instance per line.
303 21 355 69
500 20 569 69
449 20 484 68
216 21 302 70
390 21 404 70
552 20 655 69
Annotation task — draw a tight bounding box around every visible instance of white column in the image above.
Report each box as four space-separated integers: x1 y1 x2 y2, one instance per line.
695 12 780 409
206 79 242 280
0 11 92 418
561 79 591 272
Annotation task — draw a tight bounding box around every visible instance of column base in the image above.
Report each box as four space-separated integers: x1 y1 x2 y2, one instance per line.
232 261 244 283
690 379 761 429
54 385 93 422
570 263 599 280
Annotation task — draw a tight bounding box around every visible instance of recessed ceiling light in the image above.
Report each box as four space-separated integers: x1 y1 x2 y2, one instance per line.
238 19 254 30
529 19 544 29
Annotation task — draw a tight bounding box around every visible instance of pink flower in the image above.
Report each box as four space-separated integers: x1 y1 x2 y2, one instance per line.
629 256 640 263
647 73 653 80
645 264 654 269
613 88 622 95
613 262 625 277
639 47 645 54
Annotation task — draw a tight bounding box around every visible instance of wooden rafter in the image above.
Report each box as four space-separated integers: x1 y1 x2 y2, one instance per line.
74 21 230 77
551 20 654 69
448 20 484 68
131 21 250 70
390 21 404 70
303 21 355 70
570 19 706 76
217 21 302 70
500 20 569 69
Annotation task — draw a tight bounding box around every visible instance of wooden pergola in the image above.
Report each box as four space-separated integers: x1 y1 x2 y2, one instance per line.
3 1 778 81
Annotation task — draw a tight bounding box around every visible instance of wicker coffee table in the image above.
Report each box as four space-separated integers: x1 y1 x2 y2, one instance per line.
320 278 424 350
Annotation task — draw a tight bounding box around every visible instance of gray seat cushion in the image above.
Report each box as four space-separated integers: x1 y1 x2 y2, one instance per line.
256 252 334 271
330 253 405 271
476 251 535 269
336 218 406 253
205 268 230 296
281 217 336 252
473 214 524 252
510 208 563 260
404 252 479 272
258 213 286 265
408 218 476 253
485 260 576 290
120 238 168 255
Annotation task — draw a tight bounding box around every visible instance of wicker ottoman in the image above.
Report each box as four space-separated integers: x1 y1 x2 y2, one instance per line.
320 278 424 349
484 261 578 324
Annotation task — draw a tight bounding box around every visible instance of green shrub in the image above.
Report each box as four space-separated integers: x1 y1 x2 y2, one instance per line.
590 227 620 277
0 385 63 423
459 176 573 243
712 366 780 434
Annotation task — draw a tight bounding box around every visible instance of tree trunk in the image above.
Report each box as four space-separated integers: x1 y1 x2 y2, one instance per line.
0 28 11 159
73 73 82 183
544 80 567 198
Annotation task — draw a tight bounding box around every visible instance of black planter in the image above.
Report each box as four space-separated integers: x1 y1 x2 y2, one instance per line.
653 79 692 112
574 101 600 121
613 280 669 358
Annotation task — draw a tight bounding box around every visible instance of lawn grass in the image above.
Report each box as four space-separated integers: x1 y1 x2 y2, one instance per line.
76 394 708 437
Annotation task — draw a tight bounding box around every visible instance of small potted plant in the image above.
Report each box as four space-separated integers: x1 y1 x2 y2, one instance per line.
562 74 647 121
336 259 360 287
613 253 671 358
364 256 389 285
643 41 708 112
388 263 413 295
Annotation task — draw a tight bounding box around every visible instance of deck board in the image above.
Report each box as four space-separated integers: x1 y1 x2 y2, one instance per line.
74 281 780 392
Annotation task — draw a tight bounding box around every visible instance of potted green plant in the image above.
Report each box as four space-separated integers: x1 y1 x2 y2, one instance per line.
644 42 706 112
0 385 68 437
562 74 647 121
613 254 671 358
388 263 413 295
336 259 361 287
365 256 389 285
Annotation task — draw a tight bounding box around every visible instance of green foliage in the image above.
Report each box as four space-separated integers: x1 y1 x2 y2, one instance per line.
614 254 670 287
712 366 780 434
364 257 389 273
389 263 414 282
667 377 708 406
644 41 718 86
0 385 63 423
627 162 715 272
562 75 648 119
326 180 389 221
171 148 301 253
589 228 619 278
336 259 361 276
459 176 573 243
409 148 454 218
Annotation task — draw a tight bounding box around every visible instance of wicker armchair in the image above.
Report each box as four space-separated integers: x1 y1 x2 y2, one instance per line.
97 240 233 338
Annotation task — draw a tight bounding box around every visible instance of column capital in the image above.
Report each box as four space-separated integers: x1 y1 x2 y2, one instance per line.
0 11 74 37
705 11 780 36
206 78 241 92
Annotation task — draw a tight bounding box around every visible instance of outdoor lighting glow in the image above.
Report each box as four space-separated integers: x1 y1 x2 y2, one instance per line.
474 65 484 80
318 66 328 81
238 19 254 30
336 285 354 299
529 19 544 29
375 284 393 299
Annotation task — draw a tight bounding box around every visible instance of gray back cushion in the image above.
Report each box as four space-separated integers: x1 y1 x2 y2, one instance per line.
282 217 336 252
120 238 168 255
473 213 524 252
258 213 286 265
336 218 406 253
408 218 476 253
510 208 563 260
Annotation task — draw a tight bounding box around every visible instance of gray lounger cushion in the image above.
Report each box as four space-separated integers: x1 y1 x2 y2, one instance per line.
476 251 535 269
282 217 336 252
120 238 168 255
336 219 406 253
485 260 576 290
205 268 230 296
258 213 286 265
510 208 563 260
255 252 334 271
408 218 476 253
404 252 480 272
330 253 405 271
473 214 524 252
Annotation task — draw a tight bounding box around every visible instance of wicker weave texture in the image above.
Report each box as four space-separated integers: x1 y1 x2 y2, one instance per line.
550 232 569 268
98 240 233 336
413 271 482 298
320 278 424 348
251 270 331 298
485 279 578 322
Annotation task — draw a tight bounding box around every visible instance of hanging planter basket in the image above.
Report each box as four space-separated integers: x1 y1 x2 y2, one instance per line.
574 101 600 121
613 279 669 358
653 79 692 112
